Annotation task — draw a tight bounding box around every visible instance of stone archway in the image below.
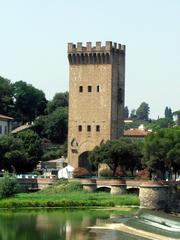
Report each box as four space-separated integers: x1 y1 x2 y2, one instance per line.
97 187 111 193
78 151 92 172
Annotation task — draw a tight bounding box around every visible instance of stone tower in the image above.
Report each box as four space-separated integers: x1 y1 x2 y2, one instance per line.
67 41 125 169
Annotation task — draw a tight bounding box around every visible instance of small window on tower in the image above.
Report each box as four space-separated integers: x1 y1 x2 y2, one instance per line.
88 86 92 92
87 125 91 132
79 86 83 92
78 125 82 132
96 125 100 132
97 85 100 92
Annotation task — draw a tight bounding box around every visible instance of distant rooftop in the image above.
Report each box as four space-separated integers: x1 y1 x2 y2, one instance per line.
124 124 152 137
11 124 31 134
0 114 14 120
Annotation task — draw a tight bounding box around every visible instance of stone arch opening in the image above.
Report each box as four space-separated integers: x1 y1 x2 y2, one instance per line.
127 188 139 195
97 187 111 193
79 151 92 172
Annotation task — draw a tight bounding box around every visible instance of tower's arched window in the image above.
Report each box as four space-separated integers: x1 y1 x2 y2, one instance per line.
97 85 100 92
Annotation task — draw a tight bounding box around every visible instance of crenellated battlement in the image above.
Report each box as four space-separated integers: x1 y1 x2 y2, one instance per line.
68 41 125 53
68 41 125 65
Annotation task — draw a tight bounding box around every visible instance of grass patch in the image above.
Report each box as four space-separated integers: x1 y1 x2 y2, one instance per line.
0 180 140 208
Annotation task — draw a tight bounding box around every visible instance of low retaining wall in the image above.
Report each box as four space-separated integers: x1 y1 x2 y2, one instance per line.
18 178 179 211
79 178 179 211
17 178 56 192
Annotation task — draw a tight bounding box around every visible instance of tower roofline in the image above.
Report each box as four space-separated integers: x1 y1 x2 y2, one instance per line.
68 41 125 54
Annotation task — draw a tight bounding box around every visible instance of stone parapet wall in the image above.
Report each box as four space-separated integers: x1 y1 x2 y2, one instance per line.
68 41 125 53
68 42 125 65
96 178 126 186
17 178 56 192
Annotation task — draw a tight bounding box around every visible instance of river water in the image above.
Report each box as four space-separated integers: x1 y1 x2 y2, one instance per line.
0 208 179 240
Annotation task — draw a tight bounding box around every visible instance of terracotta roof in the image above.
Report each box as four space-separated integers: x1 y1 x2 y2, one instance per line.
124 128 151 137
0 114 14 120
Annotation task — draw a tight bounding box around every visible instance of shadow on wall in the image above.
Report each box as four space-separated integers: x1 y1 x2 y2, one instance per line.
78 151 92 172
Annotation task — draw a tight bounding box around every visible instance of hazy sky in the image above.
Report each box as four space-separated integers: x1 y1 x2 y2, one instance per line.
0 0 179 119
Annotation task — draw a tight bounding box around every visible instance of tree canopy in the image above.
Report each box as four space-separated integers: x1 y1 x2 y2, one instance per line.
88 139 142 176
46 92 68 114
33 107 68 144
0 76 14 116
136 102 150 121
13 81 47 123
164 106 173 120
143 127 180 178
0 130 43 173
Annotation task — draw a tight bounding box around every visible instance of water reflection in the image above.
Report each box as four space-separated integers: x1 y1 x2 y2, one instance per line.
0 209 179 240
0 209 136 240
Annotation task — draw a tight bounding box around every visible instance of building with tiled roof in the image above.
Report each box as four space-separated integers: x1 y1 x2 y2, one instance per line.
0 114 14 136
124 124 152 139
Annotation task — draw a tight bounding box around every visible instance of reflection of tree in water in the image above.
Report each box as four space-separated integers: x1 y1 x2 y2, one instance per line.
0 214 44 240
0 210 111 240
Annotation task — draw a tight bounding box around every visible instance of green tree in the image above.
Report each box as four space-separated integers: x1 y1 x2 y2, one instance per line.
136 102 150 121
143 127 180 179
130 109 136 119
16 129 43 171
0 172 19 199
32 115 48 139
46 107 68 144
0 136 27 173
46 92 68 114
0 76 14 115
13 81 47 123
0 130 42 173
88 139 142 176
33 107 68 144
167 143 180 179
145 118 174 131
164 106 173 120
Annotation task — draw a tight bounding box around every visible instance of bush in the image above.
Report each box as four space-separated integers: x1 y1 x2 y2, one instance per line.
63 181 83 192
115 167 127 177
98 164 113 177
136 168 150 180
73 167 90 178
41 144 65 161
99 168 113 177
0 172 19 199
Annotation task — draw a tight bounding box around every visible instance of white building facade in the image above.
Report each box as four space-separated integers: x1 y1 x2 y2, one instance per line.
0 114 13 136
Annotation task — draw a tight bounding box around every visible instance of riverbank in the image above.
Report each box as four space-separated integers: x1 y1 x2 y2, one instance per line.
0 180 139 208
0 191 139 208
